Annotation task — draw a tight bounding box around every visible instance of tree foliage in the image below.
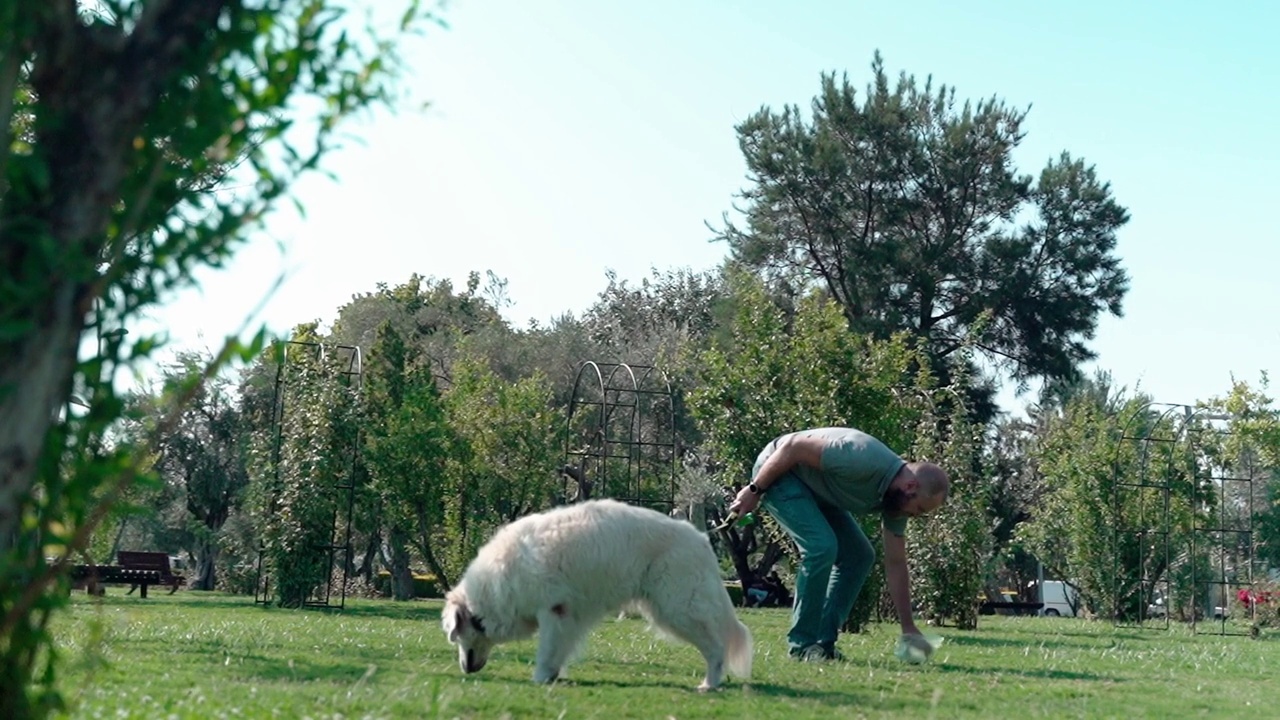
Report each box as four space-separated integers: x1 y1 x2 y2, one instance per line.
685 268 990 629
906 392 991 629
438 353 564 584
1015 383 1212 620
362 321 453 597
686 269 929 480
718 52 1130 399
1198 376 1280 594
580 266 729 364
329 272 511 381
153 350 251 591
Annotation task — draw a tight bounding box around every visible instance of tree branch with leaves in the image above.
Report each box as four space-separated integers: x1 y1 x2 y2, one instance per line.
0 1 441 715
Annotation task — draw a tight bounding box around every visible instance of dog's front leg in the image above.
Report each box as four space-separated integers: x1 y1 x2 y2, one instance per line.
532 611 564 684
532 604 588 684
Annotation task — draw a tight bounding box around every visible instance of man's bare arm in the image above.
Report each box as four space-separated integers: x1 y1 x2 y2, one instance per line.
728 434 825 515
751 434 824 492
882 526 921 636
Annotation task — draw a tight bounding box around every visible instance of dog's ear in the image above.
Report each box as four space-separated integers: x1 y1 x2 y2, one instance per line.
442 601 468 643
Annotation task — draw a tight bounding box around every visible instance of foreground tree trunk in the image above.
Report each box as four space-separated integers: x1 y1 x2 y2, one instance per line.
1 7 234 718
2 1 436 713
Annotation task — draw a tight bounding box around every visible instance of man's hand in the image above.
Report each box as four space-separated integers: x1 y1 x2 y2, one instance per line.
727 485 761 517
900 632 934 656
895 631 939 664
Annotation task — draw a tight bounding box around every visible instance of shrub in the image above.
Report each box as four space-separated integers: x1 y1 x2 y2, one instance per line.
374 571 442 599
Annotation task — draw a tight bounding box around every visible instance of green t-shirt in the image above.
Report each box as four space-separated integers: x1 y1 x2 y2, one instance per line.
786 427 909 536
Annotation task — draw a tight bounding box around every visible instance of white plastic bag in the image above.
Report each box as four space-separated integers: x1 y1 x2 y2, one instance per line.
894 633 944 664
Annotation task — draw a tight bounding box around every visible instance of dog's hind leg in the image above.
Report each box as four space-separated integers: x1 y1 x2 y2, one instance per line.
531 606 596 684
644 597 727 692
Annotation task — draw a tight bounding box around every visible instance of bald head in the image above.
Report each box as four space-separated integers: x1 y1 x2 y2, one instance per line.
907 461 950 514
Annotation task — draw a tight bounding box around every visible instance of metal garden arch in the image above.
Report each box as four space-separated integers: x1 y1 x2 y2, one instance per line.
562 361 677 513
1112 402 1256 635
253 339 362 610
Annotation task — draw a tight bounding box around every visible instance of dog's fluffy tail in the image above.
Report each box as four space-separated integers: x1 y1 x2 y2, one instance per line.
725 617 753 680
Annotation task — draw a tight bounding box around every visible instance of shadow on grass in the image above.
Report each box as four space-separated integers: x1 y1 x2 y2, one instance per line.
229 653 378 684
70 593 253 615
966 623 1159 644
559 676 720 692
140 626 458 683
174 595 263 611
941 634 1115 651
465 675 870 704
323 602 440 623
90 591 445 623
1027 628 1156 643
745 681 868 704
931 662 1117 683
576 678 871 704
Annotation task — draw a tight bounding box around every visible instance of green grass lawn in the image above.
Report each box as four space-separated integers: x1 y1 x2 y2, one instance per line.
51 591 1275 719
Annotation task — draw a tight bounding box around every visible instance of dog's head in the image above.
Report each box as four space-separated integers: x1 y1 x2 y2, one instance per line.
442 590 493 674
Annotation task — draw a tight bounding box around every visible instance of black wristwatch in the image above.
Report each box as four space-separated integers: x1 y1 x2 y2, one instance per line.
748 482 763 495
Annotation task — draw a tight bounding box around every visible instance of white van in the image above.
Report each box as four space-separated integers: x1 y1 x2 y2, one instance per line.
1034 580 1080 617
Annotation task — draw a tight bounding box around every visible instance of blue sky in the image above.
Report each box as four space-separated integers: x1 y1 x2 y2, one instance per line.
146 0 1279 416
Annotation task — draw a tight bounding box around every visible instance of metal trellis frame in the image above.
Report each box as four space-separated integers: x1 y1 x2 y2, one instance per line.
562 361 677 514
1112 402 1254 635
254 340 362 610
1112 402 1182 629
1186 408 1255 636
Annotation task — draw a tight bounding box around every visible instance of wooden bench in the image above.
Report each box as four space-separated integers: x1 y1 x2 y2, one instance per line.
979 600 1044 616
70 551 185 598
118 551 184 597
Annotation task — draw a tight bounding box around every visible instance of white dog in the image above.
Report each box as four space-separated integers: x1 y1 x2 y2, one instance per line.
441 498 752 691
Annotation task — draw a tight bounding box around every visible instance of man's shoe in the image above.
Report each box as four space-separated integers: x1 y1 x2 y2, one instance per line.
794 644 844 662
796 644 828 662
